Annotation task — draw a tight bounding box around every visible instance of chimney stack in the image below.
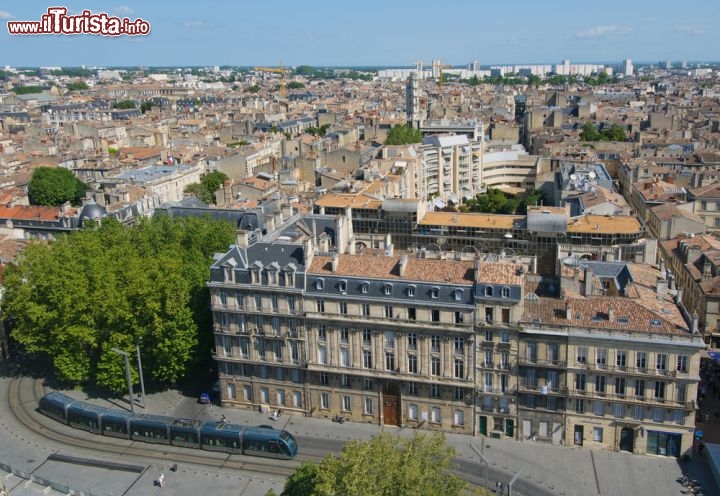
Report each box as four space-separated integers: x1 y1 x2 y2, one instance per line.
331 253 339 272
608 306 615 322
692 312 699 335
399 255 408 277
676 288 683 305
565 302 572 320
656 277 668 300
583 265 593 296
281 203 293 222
235 230 250 247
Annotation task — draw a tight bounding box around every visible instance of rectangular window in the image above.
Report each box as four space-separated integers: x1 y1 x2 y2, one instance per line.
277 390 286 406
340 327 349 344
385 305 393 318
671 410 685 424
526 342 538 363
635 379 646 397
485 330 493 342
363 378 373 391
595 375 606 394
320 372 329 385
546 396 558 411
317 299 325 313
290 341 299 363
677 383 687 403
636 351 647 369
271 295 279 312
320 392 329 409
454 337 464 354
454 311 464 324
431 407 441 423
341 374 349 388
363 350 372 369
593 401 605 416
484 350 493 368
500 374 508 393
271 317 280 335
408 404 418 420
340 348 350 368
615 377 626 396
431 357 441 376
408 308 416 320
616 350 627 368
342 395 351 411
408 382 418 395
289 319 297 338
384 331 395 349
548 343 559 363
254 293 263 310
652 407 663 422
612 403 624 418
431 309 440 322
362 329 371 345
385 352 395 371
633 405 644 420
318 346 327 365
408 333 417 350
287 296 296 311
339 301 348 315
294 391 302 407
260 387 269 403
453 410 465 426
431 384 440 398
431 335 440 352
654 381 665 399
596 348 607 367
408 354 418 374
576 346 587 364
236 293 245 309
593 427 603 442
454 387 464 401
454 359 464 379
485 372 493 392
318 326 327 342
656 354 667 371
243 385 253 401
273 340 283 361
575 399 584 414
676 355 688 373
361 303 370 317
364 398 374 415
575 373 586 391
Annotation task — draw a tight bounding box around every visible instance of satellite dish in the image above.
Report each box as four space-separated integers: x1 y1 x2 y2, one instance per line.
569 174 577 181
589 171 597 179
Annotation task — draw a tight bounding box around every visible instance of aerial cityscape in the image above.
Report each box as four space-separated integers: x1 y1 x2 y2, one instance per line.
2 2 720 496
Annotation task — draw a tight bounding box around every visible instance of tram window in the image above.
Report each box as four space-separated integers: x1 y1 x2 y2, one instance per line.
269 441 279 453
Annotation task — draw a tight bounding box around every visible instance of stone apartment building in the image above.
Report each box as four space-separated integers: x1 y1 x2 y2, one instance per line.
208 207 702 458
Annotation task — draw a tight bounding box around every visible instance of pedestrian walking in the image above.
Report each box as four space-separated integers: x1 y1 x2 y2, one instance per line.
158 473 164 488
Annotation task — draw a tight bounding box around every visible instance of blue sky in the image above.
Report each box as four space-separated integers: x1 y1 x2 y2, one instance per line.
1 0 718 67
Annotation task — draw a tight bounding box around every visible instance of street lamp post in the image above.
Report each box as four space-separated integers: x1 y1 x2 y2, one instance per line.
111 348 134 413
136 341 146 408
469 443 490 488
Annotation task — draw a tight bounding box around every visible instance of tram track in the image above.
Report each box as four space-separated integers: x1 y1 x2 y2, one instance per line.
6 375 323 479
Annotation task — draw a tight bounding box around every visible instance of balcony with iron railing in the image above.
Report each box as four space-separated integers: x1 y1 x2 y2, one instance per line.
516 381 567 395
564 388 694 409
570 361 681 379
304 311 474 332
518 357 567 368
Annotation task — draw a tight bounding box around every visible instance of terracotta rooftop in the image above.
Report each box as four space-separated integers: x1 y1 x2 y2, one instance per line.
315 193 383 210
650 203 704 223
419 212 522 229
0 204 68 221
309 253 476 285
566 214 642 234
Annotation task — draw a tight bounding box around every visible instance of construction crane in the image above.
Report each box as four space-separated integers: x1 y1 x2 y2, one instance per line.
437 61 455 90
254 64 290 98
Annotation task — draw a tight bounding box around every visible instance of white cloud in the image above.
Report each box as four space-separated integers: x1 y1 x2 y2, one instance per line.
0 10 15 20
115 6 134 15
576 25 633 38
674 26 704 35
184 21 209 29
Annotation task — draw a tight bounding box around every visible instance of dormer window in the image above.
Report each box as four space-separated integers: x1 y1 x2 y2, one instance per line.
384 284 393 295
431 287 439 299
501 287 510 298
407 285 416 297
361 282 369 294
339 280 347 293
485 286 493 297
453 289 463 301
316 278 324 290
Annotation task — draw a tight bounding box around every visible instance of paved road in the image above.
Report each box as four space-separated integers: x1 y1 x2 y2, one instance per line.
0 364 716 496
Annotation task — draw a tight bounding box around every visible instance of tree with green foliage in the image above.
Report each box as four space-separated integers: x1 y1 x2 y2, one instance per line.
287 81 305 89
12 85 44 95
113 100 136 109
305 124 330 137
246 84 261 93
386 124 423 145
282 433 469 496
462 188 546 215
3 216 235 391
579 122 627 142
140 101 154 113
67 81 89 91
28 167 87 206
183 171 229 205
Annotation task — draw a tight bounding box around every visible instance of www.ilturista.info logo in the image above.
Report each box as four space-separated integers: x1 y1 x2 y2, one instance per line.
7 7 150 36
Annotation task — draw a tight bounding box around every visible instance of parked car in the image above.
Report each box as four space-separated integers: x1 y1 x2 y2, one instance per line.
198 392 211 404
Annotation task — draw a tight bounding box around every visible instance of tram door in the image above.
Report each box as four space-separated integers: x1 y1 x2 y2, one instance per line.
382 382 400 426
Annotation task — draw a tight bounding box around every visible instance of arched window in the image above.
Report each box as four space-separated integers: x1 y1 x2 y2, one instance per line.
485 286 493 297
501 287 510 298
316 279 324 290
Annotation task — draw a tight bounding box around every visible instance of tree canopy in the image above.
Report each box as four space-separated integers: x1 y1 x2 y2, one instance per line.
386 124 423 145
461 188 545 215
579 122 627 142
282 433 472 496
183 171 229 205
3 215 236 392
67 81 89 91
28 167 88 206
12 85 44 95
112 100 136 109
